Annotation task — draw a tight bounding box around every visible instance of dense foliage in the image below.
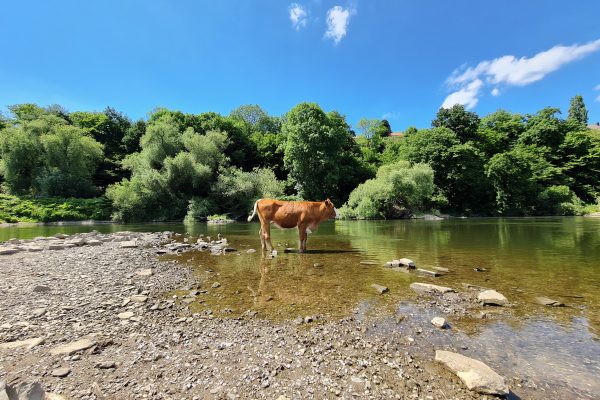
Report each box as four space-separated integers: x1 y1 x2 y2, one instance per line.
0 97 598 222
0 194 111 223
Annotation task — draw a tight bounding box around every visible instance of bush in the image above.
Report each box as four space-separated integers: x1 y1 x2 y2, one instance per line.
211 167 285 218
339 161 434 219
0 194 112 223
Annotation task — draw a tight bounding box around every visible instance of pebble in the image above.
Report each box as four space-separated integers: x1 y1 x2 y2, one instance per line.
51 368 71 377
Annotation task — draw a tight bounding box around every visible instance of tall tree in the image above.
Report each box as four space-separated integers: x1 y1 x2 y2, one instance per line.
567 95 588 127
432 104 480 143
283 103 366 202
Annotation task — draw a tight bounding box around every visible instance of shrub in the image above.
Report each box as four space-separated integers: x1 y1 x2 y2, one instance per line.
339 161 434 219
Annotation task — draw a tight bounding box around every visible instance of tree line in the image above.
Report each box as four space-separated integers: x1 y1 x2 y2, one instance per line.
0 96 598 222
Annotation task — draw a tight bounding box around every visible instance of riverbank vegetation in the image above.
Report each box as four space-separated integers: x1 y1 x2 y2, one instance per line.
1 97 599 222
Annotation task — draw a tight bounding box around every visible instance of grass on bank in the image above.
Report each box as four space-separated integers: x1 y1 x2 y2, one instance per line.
0 194 112 223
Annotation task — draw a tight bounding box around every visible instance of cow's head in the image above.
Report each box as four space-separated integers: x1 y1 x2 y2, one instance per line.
324 198 339 219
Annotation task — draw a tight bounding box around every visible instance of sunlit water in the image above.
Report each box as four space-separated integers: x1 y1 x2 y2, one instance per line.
3 218 600 397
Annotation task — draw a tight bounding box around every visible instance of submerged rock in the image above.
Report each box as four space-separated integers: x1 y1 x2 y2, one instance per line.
535 296 564 307
478 289 508 306
416 268 440 277
371 284 389 294
435 350 509 396
410 282 454 294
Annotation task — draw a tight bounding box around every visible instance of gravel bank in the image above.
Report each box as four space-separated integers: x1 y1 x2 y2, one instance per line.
0 231 536 399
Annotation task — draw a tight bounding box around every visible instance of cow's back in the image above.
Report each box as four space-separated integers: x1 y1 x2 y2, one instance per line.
257 199 321 228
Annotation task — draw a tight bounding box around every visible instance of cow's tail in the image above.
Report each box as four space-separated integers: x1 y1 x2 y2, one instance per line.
247 199 260 222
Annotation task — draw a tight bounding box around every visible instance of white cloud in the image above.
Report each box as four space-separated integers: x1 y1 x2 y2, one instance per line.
442 39 600 109
325 6 354 44
491 88 500 97
595 84 600 91
597 94 600 103
289 3 308 30
441 79 483 109
382 111 400 120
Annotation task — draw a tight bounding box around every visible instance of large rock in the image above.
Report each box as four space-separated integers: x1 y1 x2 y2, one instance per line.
435 350 509 396
0 381 45 400
48 244 64 251
410 282 454 294
0 337 44 350
120 241 138 248
478 289 508 306
49 338 95 355
85 239 102 246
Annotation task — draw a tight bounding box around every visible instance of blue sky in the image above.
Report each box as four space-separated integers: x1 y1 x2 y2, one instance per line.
1 0 599 131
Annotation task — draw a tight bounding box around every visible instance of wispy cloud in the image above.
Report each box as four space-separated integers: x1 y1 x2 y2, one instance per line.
289 3 308 30
324 5 355 44
442 39 600 109
381 111 400 120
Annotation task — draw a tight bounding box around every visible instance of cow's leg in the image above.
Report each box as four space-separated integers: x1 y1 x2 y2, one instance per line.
261 222 273 251
259 227 265 251
298 225 308 253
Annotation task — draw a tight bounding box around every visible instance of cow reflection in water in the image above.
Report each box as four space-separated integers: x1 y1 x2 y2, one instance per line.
247 198 338 253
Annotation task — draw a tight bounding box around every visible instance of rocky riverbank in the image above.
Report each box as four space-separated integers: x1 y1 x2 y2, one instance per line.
0 231 590 399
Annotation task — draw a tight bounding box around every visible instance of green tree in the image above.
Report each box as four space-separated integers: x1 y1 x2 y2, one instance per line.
432 104 480 143
567 95 588 127
518 108 567 151
476 110 525 156
399 127 493 213
0 126 42 194
37 126 104 197
283 103 368 202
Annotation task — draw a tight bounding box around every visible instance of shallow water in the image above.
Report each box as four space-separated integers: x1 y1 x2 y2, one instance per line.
3 217 600 397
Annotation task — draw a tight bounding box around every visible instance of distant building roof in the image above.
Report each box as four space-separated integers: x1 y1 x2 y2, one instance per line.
588 123 600 131
389 131 404 138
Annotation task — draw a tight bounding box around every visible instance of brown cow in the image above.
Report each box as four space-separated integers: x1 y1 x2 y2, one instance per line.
247 198 338 253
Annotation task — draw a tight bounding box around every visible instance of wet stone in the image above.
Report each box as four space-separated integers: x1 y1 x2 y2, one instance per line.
435 350 509 396
478 290 508 306
371 284 389 294
535 296 564 307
